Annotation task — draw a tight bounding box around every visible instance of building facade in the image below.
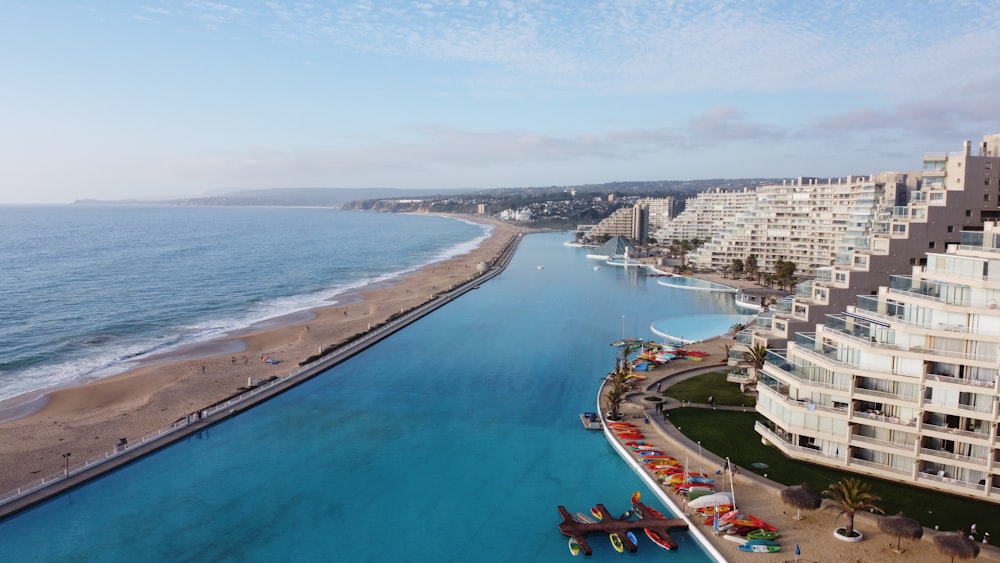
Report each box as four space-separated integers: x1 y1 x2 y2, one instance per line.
687 177 890 277
756 222 1000 502
588 198 674 244
748 134 1000 502
660 188 757 244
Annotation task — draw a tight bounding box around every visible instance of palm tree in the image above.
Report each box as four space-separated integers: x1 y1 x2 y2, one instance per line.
605 342 641 420
740 343 768 386
604 370 630 420
823 477 884 538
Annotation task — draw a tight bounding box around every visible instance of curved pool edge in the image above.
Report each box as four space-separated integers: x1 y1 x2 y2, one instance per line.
596 387 727 563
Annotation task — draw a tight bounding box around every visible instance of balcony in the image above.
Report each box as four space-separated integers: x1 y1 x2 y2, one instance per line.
922 420 992 442
755 421 845 462
919 447 988 466
849 457 912 475
794 333 859 369
851 433 915 452
851 410 917 427
853 385 920 403
888 275 972 307
924 400 994 415
926 372 997 390
766 350 850 391
917 471 985 492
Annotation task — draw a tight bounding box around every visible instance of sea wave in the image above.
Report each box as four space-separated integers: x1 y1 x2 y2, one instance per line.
0 211 491 405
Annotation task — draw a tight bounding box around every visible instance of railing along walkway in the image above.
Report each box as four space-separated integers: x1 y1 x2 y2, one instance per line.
0 231 523 520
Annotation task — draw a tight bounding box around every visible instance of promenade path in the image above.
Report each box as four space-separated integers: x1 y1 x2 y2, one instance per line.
0 232 524 521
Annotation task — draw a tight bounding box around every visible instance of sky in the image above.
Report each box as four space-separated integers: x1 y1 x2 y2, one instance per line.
2 1 1000 204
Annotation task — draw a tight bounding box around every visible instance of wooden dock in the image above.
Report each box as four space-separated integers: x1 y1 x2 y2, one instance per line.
556 501 688 555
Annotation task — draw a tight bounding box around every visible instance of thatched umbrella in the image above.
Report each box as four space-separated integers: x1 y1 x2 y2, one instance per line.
934 532 980 563
779 483 822 520
878 513 923 552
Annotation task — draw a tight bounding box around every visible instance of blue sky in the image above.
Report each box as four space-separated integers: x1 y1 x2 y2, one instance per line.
3 1 1000 204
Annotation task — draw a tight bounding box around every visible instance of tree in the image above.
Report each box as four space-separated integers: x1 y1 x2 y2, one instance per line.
740 343 768 386
775 258 797 291
745 254 759 281
605 342 641 420
731 258 744 279
823 477 884 538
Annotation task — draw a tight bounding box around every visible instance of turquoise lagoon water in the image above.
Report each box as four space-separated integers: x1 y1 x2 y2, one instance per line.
0 231 747 562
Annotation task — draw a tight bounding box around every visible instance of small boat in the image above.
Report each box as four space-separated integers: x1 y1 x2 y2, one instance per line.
625 530 638 546
568 537 581 556
722 534 748 546
643 528 676 551
747 529 780 541
609 533 624 553
590 507 603 521
574 512 596 524
640 505 666 519
738 539 781 553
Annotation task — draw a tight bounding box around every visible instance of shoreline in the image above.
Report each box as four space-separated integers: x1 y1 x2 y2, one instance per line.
0 215 524 495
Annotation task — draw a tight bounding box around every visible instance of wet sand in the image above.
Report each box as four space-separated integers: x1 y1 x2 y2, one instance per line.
0 215 522 494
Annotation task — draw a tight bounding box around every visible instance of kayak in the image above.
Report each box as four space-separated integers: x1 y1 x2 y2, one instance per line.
747 529 780 541
609 533 624 553
643 528 676 550
568 537 581 556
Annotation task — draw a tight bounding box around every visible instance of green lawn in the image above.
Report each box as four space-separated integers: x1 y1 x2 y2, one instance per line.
662 370 756 407
664 407 1000 535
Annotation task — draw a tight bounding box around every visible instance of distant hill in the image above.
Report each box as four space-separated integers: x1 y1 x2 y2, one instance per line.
75 187 471 208
75 179 781 209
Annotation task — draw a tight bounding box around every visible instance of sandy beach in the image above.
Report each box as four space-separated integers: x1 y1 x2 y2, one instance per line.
0 215 522 495
612 325 1000 561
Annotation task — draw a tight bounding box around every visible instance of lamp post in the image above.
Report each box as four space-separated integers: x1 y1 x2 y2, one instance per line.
697 440 703 473
62 452 71 476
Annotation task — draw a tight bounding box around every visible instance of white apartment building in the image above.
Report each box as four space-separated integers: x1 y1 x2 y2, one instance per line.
751 135 1000 348
687 177 890 277
747 134 1000 502
660 188 757 244
588 198 674 244
756 222 1000 502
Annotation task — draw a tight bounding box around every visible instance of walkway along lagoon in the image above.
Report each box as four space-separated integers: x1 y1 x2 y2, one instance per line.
0 233 524 521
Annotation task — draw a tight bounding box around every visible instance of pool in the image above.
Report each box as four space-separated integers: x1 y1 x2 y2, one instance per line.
657 275 737 292
650 313 756 343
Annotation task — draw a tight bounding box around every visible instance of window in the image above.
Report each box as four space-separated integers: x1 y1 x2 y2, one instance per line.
987 178 992 186
967 210 973 217
947 226 954 233
985 194 991 202
929 241 936 249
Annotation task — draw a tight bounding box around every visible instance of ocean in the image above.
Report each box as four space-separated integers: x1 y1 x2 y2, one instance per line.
0 205 487 405
0 208 749 561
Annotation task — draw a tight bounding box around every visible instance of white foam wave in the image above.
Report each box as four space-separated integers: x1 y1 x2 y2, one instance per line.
0 219 493 405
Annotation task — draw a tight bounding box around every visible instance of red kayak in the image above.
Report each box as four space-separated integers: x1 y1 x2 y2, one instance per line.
644 528 677 550
642 505 667 519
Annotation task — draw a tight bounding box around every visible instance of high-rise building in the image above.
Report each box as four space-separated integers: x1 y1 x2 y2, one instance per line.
687 177 890 277
588 198 674 244
748 134 1000 502
751 136 1000 347
660 188 758 244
